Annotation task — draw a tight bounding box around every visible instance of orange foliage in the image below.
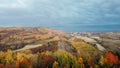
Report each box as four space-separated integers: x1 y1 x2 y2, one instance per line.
21 58 29 65
20 58 29 68
78 57 83 64
104 51 119 64
14 61 19 68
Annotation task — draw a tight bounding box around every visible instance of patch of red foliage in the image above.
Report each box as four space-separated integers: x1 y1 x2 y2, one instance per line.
104 51 119 64
0 64 4 68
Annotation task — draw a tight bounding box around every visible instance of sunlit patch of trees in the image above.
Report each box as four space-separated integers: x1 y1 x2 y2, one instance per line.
53 49 80 68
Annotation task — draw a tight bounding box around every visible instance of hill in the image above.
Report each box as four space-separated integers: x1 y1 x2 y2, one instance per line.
0 27 120 68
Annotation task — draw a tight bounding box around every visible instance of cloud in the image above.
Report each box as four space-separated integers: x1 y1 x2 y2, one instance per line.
0 0 29 9
0 0 120 31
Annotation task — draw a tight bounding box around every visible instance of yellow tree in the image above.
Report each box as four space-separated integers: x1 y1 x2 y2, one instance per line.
0 51 5 63
4 49 14 64
16 52 23 62
52 61 59 68
78 57 84 68
99 56 105 65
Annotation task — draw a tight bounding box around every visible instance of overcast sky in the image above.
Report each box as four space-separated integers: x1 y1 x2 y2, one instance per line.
0 0 120 32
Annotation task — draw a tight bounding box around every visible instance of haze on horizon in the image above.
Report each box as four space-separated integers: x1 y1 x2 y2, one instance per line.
0 0 120 32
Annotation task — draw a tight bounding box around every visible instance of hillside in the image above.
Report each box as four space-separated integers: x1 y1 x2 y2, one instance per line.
0 27 120 68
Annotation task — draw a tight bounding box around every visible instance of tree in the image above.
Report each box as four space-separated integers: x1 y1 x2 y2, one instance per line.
104 51 119 65
52 61 59 68
78 57 84 68
99 56 104 65
4 49 14 64
53 50 80 68
88 57 94 68
14 61 20 68
16 53 23 62
20 58 29 68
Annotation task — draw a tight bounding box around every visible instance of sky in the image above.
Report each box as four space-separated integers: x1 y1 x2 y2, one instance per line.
0 0 120 32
